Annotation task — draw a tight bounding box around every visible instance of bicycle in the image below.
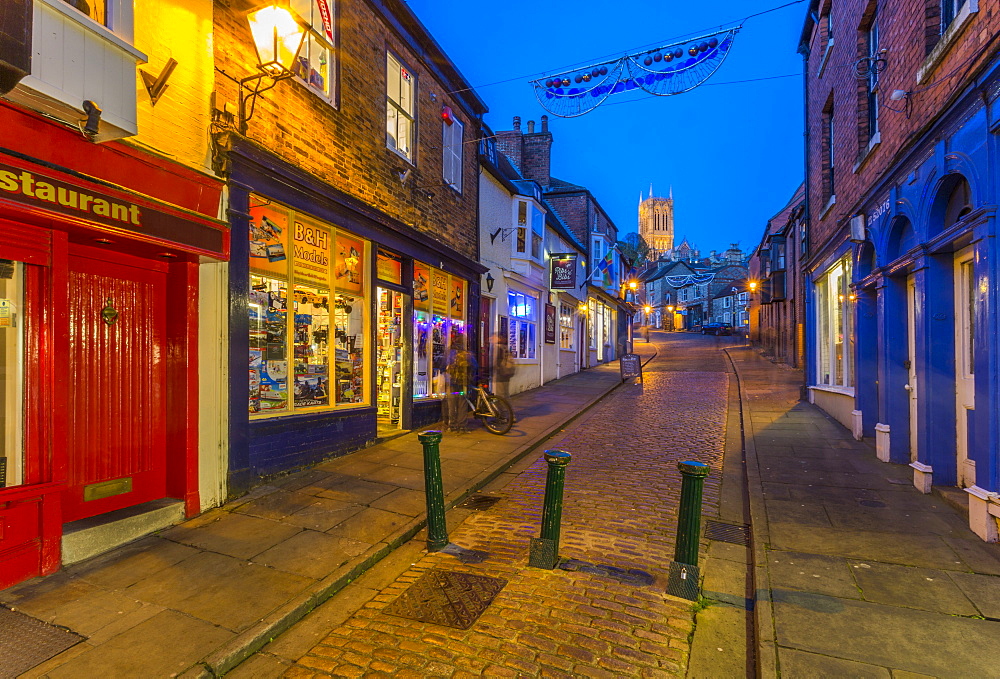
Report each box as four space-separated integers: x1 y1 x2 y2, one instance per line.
462 383 515 435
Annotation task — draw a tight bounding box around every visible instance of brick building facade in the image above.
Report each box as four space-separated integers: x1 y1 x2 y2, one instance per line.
799 0 1000 540
213 0 487 494
748 184 806 368
494 116 628 365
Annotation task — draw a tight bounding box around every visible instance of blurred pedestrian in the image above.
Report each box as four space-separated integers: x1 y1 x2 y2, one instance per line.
491 332 515 401
445 334 476 433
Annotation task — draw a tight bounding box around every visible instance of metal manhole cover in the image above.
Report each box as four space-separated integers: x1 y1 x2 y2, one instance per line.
704 520 750 546
0 607 84 679
382 569 507 630
859 499 887 507
458 494 502 511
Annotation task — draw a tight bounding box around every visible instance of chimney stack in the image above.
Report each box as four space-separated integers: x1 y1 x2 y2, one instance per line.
513 116 521 131
541 115 548 132
527 120 535 133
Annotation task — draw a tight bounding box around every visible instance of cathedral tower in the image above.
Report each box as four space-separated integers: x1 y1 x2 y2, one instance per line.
638 185 674 259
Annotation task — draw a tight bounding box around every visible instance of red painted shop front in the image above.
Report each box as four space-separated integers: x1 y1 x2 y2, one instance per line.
0 103 228 588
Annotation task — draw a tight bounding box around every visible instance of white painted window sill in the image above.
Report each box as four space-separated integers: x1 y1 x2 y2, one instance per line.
853 132 881 173
819 194 836 220
817 40 833 78
808 384 856 398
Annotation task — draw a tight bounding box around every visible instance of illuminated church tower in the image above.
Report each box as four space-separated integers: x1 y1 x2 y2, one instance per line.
638 185 674 260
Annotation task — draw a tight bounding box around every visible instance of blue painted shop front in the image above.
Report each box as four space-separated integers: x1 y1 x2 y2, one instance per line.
225 138 484 496
814 54 1000 540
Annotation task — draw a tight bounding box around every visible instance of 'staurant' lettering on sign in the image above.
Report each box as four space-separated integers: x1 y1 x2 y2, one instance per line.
0 169 141 226
0 160 227 256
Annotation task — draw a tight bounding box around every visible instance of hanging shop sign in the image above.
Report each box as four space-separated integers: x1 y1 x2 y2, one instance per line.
544 303 556 344
550 253 578 289
0 160 226 256
376 249 403 284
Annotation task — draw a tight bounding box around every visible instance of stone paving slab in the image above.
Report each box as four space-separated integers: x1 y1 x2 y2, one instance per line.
726 346 1000 678
1 358 635 677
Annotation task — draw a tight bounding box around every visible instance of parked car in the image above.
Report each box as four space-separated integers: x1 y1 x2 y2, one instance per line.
701 322 734 336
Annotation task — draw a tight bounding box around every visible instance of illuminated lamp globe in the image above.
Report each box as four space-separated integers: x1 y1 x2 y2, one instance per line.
247 3 307 77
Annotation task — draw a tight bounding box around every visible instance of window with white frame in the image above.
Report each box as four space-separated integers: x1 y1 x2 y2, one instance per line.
442 116 463 192
291 0 336 99
864 16 879 142
591 239 603 281
531 205 543 260
386 52 415 160
516 201 527 254
559 303 575 350
508 291 537 359
724 297 731 308
815 257 853 387
942 0 967 32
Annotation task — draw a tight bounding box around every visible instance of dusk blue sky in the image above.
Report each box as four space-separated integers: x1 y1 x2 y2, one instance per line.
406 0 807 254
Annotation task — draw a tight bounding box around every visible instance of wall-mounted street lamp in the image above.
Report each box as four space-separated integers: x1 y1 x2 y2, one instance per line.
238 3 307 134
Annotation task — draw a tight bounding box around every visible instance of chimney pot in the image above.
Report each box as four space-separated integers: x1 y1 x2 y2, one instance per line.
527 120 535 133
513 116 521 131
541 115 548 132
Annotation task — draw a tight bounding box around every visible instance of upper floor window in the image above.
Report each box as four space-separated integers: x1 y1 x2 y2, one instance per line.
822 99 835 202
942 0 967 31
442 117 463 192
864 18 880 142
531 205 543 259
516 201 527 254
61 0 106 25
386 53 415 161
291 0 336 99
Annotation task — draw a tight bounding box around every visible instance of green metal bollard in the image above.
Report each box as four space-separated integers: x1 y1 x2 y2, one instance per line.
418 430 449 551
667 460 711 601
529 449 572 569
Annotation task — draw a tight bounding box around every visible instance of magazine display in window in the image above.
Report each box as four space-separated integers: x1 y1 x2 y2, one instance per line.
413 263 466 399
248 196 369 415
334 232 365 404
249 280 289 413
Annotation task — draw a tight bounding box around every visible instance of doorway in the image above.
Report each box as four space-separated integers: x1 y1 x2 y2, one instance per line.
954 247 975 486
906 275 918 462
64 249 168 522
376 287 406 435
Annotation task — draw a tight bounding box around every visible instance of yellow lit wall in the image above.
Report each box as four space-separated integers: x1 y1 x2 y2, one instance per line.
132 0 215 173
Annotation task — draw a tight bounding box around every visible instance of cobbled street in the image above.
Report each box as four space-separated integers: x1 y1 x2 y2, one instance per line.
271 331 739 678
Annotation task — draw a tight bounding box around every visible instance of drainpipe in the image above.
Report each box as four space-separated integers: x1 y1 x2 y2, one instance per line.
798 42 812 399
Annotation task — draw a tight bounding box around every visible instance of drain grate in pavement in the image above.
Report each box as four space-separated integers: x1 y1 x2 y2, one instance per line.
558 559 655 586
0 607 84 679
382 569 507 630
705 520 750 546
458 494 502 511
858 499 887 507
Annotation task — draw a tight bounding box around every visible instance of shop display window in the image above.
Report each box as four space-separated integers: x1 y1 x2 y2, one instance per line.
0 259 24 487
559 303 575 350
249 197 368 416
413 263 466 399
508 291 537 360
